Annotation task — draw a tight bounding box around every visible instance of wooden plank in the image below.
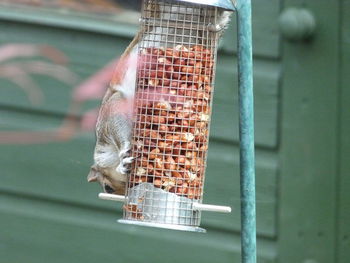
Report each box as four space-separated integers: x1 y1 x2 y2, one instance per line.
212 56 279 147
337 1 350 262
0 108 278 237
0 19 280 147
220 0 280 58
277 0 340 262
0 192 277 263
0 3 279 58
0 20 129 100
205 144 278 237
0 107 63 131
0 21 124 70
0 5 139 38
0 21 129 112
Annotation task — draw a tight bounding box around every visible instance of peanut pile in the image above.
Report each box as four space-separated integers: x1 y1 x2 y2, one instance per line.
130 44 214 200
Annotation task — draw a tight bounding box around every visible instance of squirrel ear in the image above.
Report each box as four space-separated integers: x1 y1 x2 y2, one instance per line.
87 165 99 183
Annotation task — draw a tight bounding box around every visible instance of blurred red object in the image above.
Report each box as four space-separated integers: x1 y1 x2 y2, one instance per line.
0 43 121 144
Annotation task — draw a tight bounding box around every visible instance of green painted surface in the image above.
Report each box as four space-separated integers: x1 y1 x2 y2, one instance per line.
0 0 348 262
278 0 341 263
213 57 279 147
0 5 139 37
0 108 277 237
0 3 281 259
337 1 350 262
0 21 130 112
0 21 280 147
0 192 277 263
0 4 280 261
222 0 280 58
236 0 257 262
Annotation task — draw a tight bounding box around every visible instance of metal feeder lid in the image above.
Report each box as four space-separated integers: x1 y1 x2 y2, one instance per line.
173 0 236 11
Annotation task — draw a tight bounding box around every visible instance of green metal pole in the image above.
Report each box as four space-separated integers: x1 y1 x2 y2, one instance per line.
236 0 257 262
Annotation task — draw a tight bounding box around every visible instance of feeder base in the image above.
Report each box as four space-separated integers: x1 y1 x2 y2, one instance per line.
118 219 206 233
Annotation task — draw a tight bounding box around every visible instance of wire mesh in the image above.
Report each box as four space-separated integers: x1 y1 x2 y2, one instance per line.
123 0 221 227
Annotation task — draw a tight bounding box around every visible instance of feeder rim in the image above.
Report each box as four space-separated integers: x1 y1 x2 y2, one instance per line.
167 0 236 11
118 219 207 232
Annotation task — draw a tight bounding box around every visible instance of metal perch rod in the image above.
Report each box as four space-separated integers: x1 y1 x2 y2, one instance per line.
98 193 231 213
98 193 232 213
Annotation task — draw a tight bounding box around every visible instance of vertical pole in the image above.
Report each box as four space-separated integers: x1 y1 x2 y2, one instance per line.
236 0 256 263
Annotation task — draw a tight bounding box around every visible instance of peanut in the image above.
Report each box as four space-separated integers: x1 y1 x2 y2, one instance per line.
164 156 176 170
173 59 186 71
181 142 198 150
185 151 197 159
176 186 188 195
175 155 186 165
154 101 171 110
157 57 171 64
184 159 192 169
165 134 180 142
158 141 171 152
159 124 168 133
136 167 147 176
172 171 182 178
149 148 160 159
148 79 159 87
180 132 194 142
173 143 182 155
187 188 195 199
154 178 162 188
131 45 214 199
154 158 164 169
181 66 194 74
151 115 166 124
204 85 212 93
165 48 179 58
162 178 176 191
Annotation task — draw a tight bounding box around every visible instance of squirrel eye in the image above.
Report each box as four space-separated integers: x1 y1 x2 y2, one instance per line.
104 184 115 194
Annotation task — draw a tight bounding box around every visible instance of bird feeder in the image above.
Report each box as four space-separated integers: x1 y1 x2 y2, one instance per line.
99 0 256 256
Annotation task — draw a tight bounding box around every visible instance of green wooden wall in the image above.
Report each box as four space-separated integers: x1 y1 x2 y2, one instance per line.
0 0 348 262
338 1 350 262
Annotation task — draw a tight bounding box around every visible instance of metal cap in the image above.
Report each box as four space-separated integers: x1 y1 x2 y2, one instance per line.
175 0 236 11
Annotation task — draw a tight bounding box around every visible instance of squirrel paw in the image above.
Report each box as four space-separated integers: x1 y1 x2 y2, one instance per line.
119 142 131 157
116 156 134 174
116 142 134 175
116 142 133 175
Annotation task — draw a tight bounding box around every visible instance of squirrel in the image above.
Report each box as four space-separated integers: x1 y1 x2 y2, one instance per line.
87 2 233 195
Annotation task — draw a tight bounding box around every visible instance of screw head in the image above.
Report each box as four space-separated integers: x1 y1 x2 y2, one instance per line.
279 8 316 41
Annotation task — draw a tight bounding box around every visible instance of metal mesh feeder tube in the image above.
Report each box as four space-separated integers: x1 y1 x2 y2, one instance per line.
99 0 233 232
